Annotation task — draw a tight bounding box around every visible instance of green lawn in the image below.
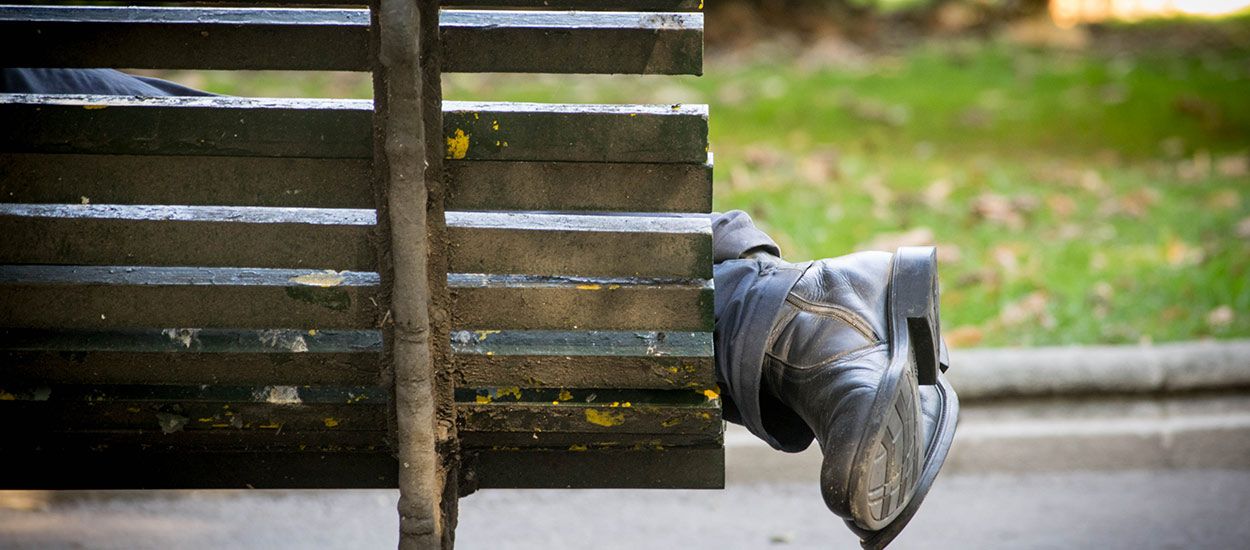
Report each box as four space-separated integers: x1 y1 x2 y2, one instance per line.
161 25 1250 347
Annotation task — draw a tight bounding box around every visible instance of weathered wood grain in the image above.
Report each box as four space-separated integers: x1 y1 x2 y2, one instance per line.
0 266 712 331
0 6 701 74
0 95 708 163
0 206 710 277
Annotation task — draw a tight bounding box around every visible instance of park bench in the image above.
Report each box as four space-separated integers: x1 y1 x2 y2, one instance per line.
0 0 717 545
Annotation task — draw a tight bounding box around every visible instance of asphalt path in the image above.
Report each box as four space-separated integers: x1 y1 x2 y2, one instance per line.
2 468 1247 549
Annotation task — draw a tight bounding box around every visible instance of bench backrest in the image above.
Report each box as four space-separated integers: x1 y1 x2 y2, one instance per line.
0 0 719 491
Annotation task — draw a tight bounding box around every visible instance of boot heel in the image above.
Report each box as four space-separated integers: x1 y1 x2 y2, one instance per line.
891 246 940 386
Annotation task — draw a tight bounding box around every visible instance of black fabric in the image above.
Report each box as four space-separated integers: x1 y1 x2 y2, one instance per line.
1 68 215 97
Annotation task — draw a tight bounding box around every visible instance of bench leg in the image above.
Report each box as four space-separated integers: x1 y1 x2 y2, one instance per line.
373 0 457 547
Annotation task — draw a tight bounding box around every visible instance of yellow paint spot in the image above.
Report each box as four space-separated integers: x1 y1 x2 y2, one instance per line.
607 284 621 290
585 408 625 427
198 417 215 423
699 0 704 9
700 412 711 420
127 407 141 413
557 389 573 401
496 386 522 400
476 395 493 404
83 104 108 110
0 391 14 401
308 329 318 336
568 444 588 452
473 112 480 120
491 120 499 131
290 270 344 287
702 388 720 400
323 417 340 428
629 113 637 118
552 400 560 405
661 417 681 427
259 422 282 429
667 366 679 374
474 329 501 340
446 129 470 159
576 284 602 290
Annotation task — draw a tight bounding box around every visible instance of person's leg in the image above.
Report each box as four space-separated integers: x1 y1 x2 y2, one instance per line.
1 68 213 96
711 210 959 550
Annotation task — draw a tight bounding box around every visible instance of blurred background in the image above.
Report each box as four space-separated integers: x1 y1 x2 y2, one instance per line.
3 2 1249 549
136 0 1250 348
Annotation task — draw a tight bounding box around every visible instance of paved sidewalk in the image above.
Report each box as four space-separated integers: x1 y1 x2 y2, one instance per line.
2 469 1247 549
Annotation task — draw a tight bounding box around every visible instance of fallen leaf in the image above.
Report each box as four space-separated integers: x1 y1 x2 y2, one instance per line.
1206 189 1241 211
1163 237 1203 266
946 325 984 348
1207 305 1234 328
1237 217 1250 239
998 291 1053 328
857 227 934 252
1046 193 1078 219
1216 155 1249 178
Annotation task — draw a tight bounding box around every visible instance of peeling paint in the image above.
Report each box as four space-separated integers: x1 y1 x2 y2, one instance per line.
290 270 345 287
254 385 302 405
161 328 201 349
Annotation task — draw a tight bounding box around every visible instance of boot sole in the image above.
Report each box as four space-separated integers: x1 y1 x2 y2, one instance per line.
845 246 940 532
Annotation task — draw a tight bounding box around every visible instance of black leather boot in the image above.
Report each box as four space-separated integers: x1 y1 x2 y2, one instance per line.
755 246 959 549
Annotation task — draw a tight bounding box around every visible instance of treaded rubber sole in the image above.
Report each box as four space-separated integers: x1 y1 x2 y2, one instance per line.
847 246 939 532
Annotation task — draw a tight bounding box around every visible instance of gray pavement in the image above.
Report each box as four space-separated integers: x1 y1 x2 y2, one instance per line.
2 469 1249 549
4 392 1250 549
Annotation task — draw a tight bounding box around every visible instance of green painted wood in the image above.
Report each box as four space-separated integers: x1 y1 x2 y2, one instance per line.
0 204 377 271
442 101 708 163
0 451 399 489
1 328 383 386
0 446 722 489
0 6 701 74
446 157 712 212
0 0 704 11
0 206 710 277
1 328 712 388
441 11 702 75
452 329 713 389
468 446 724 488
0 95 709 163
448 273 714 331
0 266 711 331
0 265 381 330
0 154 374 208
1 154 712 212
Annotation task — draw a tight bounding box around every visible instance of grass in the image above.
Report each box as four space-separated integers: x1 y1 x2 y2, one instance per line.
149 23 1250 347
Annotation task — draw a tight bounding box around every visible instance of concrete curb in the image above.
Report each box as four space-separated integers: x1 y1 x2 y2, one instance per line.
946 339 1250 401
724 392 1250 481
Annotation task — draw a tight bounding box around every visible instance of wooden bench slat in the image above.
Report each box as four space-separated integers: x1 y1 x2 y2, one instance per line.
0 0 704 12
0 6 702 74
0 384 719 436
448 273 713 330
453 329 713 388
0 447 723 489
0 266 712 331
0 205 711 277
0 95 709 163
0 452 399 489
470 447 724 489
2 328 711 388
1 154 713 212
